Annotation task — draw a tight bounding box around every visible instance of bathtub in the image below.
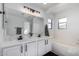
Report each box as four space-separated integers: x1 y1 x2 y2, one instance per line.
51 40 79 56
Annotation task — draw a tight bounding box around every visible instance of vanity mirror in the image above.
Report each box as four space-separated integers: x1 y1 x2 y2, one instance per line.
3 3 44 41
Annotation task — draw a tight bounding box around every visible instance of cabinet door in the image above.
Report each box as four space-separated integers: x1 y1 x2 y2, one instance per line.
37 40 46 56
3 45 22 56
26 42 37 56
45 39 52 53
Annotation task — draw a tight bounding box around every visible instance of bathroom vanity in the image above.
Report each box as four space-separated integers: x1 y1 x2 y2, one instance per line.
0 37 52 56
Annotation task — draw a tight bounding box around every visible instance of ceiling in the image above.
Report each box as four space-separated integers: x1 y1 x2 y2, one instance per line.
5 3 79 15
24 3 70 14
24 3 59 11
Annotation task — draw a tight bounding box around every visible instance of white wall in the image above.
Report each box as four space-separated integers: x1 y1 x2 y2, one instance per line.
54 4 79 45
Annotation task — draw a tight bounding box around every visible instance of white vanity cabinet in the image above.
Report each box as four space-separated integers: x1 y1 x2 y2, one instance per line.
45 39 52 53
2 38 52 56
37 40 46 56
37 39 52 56
3 45 23 56
26 41 37 56
2 41 37 56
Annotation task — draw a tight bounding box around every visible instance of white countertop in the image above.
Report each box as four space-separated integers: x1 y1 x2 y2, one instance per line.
0 36 53 48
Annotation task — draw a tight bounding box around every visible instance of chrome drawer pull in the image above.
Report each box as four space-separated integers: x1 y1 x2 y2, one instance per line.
21 46 23 53
25 45 27 52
